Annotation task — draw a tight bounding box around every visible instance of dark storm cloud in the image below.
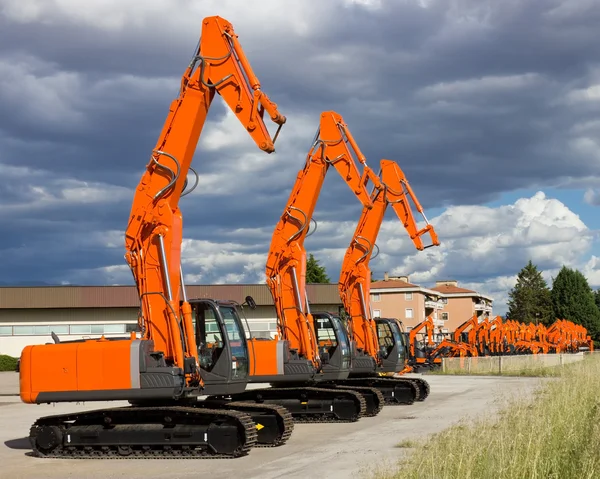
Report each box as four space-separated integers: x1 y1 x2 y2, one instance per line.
1 0 599 285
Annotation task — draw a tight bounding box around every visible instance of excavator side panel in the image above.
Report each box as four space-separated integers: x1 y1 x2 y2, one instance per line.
248 339 284 377
20 338 183 404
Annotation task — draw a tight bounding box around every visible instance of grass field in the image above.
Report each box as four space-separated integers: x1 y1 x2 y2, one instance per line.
374 354 600 479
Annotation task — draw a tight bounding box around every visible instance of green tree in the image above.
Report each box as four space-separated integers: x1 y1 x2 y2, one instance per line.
506 260 554 325
306 253 330 283
594 289 600 311
551 266 600 339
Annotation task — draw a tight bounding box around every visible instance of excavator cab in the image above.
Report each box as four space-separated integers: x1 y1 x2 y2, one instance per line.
188 298 251 396
311 312 352 380
374 318 406 373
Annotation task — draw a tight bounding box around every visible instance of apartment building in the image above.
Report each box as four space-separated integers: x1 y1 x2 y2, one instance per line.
430 280 493 331
370 274 446 330
370 275 493 333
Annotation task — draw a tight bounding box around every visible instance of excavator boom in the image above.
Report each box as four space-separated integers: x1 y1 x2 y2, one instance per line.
265 111 381 368
339 159 440 360
124 16 285 377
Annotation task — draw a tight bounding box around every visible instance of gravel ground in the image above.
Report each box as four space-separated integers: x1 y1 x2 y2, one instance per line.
0 372 547 479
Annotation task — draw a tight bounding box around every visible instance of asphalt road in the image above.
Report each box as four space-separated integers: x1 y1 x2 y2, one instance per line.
0 373 546 479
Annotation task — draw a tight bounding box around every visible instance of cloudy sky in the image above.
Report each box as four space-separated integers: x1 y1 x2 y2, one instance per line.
1 0 599 314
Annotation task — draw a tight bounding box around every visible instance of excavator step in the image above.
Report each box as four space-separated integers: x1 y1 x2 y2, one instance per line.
334 377 419 405
28 406 257 459
219 386 367 423
200 400 294 447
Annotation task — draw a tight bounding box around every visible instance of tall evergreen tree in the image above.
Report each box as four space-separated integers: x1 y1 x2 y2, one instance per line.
506 260 554 324
306 253 330 283
551 266 600 339
594 289 600 311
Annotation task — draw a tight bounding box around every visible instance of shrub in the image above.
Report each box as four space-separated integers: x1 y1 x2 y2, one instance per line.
0 354 19 372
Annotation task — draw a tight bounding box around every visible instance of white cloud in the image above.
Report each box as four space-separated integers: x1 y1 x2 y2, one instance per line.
416 73 544 100
584 188 600 206
565 84 600 103
0 0 323 37
0 162 131 214
181 238 267 284
186 108 321 196
0 56 85 130
60 189 600 317
305 191 594 314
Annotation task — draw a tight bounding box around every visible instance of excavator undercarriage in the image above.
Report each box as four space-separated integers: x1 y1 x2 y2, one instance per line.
29 406 257 459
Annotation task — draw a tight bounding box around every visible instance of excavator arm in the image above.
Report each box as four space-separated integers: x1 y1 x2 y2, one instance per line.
453 314 479 343
339 159 439 361
408 316 437 362
265 111 381 368
124 15 286 383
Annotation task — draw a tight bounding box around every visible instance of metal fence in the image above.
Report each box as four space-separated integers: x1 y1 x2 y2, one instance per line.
441 352 588 374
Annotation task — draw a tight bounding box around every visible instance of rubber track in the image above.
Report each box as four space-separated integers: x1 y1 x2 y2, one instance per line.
237 386 367 423
408 377 430 401
292 387 366 423
225 401 294 447
28 406 257 459
338 377 419 405
326 385 385 417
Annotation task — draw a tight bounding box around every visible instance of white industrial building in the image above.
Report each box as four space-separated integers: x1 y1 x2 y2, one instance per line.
0 284 343 357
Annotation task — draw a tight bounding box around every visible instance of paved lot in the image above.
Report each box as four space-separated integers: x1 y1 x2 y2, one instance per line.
0 372 547 479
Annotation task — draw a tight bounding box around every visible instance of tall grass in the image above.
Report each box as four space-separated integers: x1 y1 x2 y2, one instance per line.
428 365 562 377
375 355 600 479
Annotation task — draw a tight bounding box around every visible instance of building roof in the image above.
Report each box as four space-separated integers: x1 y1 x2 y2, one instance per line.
430 284 493 301
370 279 418 289
370 280 442 297
0 284 342 309
369 280 493 302
430 284 478 294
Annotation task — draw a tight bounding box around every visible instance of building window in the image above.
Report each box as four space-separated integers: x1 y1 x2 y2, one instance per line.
0 326 12 335
0 323 137 337
373 309 381 318
441 312 449 321
70 324 92 334
405 292 413 300
372 293 381 302
13 326 35 335
405 308 413 319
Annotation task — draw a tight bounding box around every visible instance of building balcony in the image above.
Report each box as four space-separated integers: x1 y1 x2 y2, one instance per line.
425 300 444 310
474 303 493 312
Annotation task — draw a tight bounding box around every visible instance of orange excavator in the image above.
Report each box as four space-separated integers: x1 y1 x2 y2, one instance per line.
19 16 293 458
416 314 480 365
333 159 439 401
407 316 445 370
223 111 388 420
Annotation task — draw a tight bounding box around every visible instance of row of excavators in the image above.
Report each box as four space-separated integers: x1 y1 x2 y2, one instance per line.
408 314 594 371
18 16 441 459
